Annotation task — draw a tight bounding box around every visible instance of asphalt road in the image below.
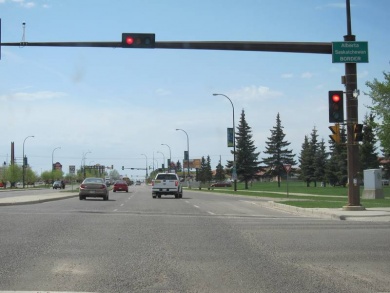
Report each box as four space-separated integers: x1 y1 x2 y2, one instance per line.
0 185 389 293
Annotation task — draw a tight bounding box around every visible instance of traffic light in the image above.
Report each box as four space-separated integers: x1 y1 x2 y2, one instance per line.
121 33 155 48
328 91 344 123
122 166 124 170
354 124 364 142
329 123 341 144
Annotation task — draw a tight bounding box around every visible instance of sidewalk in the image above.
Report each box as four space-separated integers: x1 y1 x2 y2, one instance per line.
0 191 78 206
264 201 390 222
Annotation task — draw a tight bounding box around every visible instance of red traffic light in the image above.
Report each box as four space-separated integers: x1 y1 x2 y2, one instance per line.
121 33 155 48
125 36 134 45
332 94 341 103
328 90 344 123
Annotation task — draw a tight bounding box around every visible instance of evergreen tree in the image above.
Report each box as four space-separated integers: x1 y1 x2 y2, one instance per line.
197 156 213 189
326 124 348 186
314 138 328 186
262 113 296 187
309 127 319 187
215 159 225 181
299 135 311 186
235 109 260 189
360 112 379 173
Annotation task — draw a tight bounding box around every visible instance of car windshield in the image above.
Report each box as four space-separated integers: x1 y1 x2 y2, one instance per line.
156 174 177 180
84 178 103 184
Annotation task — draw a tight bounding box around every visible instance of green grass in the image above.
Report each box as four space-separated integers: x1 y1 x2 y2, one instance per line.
194 181 390 208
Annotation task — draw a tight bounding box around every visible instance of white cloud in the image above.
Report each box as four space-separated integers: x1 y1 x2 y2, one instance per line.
12 0 35 8
301 72 314 79
0 91 66 102
230 85 282 102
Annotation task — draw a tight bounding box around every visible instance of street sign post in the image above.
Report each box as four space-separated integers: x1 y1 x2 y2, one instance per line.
332 41 368 63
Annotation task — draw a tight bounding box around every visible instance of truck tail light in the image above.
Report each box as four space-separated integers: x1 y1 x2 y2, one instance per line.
152 181 155 186
175 181 178 186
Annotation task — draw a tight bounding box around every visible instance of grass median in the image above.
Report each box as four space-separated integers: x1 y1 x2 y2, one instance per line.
193 181 390 209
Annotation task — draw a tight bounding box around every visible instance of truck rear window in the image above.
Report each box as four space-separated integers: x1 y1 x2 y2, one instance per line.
156 174 177 180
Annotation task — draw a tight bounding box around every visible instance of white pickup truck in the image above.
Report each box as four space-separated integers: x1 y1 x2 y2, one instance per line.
152 173 183 199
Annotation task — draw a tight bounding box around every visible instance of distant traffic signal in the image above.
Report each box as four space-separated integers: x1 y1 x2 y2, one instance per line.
354 124 364 142
122 166 124 170
329 123 341 144
328 91 344 123
121 33 155 48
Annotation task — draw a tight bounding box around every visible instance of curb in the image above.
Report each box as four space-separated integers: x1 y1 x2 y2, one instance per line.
263 201 343 220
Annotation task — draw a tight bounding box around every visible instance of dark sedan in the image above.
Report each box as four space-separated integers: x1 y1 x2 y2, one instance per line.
113 180 129 192
210 181 232 187
79 177 109 200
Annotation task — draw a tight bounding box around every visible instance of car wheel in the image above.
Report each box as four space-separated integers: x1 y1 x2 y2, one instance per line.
152 195 156 198
157 194 161 199
79 195 83 200
113 189 116 192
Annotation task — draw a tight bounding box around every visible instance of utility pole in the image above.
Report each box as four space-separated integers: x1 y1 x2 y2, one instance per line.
343 0 364 210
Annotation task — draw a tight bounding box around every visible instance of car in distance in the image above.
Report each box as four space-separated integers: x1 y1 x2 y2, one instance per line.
135 180 141 185
53 180 63 189
210 181 232 188
79 177 109 200
113 180 129 192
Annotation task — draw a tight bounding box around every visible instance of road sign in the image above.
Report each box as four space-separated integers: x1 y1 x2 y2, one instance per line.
332 41 368 63
283 164 292 173
69 165 76 174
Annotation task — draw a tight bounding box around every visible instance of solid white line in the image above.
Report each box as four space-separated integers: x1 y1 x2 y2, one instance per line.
207 211 215 215
113 209 118 212
193 205 200 208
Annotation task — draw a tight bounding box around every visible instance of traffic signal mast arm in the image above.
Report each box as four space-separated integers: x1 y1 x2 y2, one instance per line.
1 40 332 54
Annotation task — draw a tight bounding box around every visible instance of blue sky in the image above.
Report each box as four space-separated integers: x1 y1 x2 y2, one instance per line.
1 0 389 179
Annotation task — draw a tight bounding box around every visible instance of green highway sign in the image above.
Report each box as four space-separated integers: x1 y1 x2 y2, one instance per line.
332 41 368 63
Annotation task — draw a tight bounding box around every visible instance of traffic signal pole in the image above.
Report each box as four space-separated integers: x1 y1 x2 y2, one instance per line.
343 0 363 210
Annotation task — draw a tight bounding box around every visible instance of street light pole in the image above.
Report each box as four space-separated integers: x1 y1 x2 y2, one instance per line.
22 135 34 188
161 143 171 170
51 147 61 171
176 128 190 180
157 151 165 171
213 93 237 191
141 154 148 180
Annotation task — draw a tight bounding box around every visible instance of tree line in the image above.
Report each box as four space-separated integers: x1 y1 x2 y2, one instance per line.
194 71 390 189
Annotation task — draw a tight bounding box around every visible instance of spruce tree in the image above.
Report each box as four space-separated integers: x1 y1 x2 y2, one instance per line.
309 127 319 187
262 113 296 187
215 159 225 181
314 138 328 186
326 124 348 186
235 109 260 189
299 135 312 186
360 113 379 172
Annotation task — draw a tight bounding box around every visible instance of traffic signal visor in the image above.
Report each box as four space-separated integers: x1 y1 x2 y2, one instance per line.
329 123 341 144
354 124 364 142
